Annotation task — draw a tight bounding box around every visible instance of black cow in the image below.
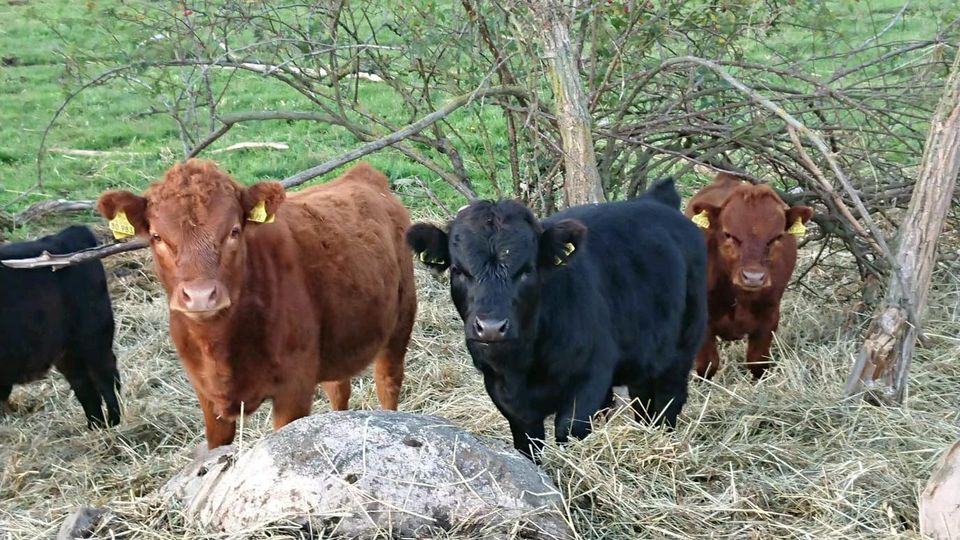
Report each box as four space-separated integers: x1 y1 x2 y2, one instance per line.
407 179 707 460
0 226 121 427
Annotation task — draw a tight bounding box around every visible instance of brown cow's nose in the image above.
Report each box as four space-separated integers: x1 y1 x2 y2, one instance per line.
176 280 230 313
473 317 510 341
741 270 767 287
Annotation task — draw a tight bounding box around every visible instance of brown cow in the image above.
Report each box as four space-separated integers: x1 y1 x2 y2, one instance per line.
97 159 416 448
686 172 812 379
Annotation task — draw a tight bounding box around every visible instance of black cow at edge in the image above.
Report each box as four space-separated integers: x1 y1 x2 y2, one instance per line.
0 226 121 427
408 179 707 461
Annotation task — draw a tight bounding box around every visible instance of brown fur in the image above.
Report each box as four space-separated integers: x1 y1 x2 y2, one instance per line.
686 173 812 379
98 160 416 448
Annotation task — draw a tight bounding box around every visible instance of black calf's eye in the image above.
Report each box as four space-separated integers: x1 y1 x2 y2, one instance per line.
451 266 472 280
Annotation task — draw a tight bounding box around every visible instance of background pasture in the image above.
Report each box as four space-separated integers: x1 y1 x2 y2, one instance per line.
1 1 960 538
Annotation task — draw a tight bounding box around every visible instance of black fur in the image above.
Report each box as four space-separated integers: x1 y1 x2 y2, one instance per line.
408 181 707 461
0 226 121 427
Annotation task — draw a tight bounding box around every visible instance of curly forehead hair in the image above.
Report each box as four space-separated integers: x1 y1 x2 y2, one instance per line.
729 184 789 210
146 159 244 222
454 199 543 234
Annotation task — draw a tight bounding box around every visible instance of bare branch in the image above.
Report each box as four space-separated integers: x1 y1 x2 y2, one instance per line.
1 238 150 270
279 85 529 191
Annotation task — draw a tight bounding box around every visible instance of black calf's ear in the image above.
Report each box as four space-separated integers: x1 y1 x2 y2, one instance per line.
406 223 451 272
539 219 586 268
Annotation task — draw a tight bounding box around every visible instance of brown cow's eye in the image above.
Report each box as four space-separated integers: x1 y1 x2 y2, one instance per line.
230 226 241 239
150 232 162 243
724 232 740 245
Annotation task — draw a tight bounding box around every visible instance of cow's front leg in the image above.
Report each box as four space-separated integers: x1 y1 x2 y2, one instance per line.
746 328 775 380
507 415 546 462
274 377 315 430
555 373 613 444
199 394 236 449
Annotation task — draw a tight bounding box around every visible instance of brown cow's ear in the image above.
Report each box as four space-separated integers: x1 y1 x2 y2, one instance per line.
539 219 587 269
97 191 149 237
406 223 450 272
689 202 722 231
242 182 286 224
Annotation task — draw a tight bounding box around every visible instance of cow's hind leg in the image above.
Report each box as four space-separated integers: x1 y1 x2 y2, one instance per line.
373 280 414 411
373 298 413 410
321 379 351 411
55 352 107 428
86 350 121 427
0 384 12 413
373 349 404 411
627 381 656 424
650 367 690 429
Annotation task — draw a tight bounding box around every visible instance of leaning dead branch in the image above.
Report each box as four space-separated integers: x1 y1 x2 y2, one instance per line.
48 148 145 158
208 142 289 154
845 51 960 405
1 237 150 270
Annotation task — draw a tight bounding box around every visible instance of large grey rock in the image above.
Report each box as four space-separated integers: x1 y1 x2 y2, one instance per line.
161 411 573 539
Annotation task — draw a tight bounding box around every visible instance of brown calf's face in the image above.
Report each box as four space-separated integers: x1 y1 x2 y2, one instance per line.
692 186 812 291
97 160 285 320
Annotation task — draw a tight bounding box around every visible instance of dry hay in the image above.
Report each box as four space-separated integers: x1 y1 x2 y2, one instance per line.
1 226 959 539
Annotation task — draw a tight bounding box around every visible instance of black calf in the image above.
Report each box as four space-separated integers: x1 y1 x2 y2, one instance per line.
0 226 121 427
408 179 707 460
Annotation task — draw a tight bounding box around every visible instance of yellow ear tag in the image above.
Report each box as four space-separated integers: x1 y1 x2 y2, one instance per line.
418 251 445 265
247 200 275 224
554 242 576 266
691 210 710 229
108 211 136 239
787 217 807 238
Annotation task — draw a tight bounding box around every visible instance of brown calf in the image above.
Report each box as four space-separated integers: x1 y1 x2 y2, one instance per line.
686 172 812 379
97 160 416 448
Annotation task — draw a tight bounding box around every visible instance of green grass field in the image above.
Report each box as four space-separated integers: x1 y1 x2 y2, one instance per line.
1 0 956 242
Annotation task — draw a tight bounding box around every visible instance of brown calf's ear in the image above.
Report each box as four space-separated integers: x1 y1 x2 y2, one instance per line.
689 202 722 231
539 219 587 268
785 205 813 237
785 205 813 227
242 181 286 223
97 191 149 237
406 223 450 272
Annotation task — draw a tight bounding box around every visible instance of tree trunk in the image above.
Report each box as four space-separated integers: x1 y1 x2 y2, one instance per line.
529 0 605 207
844 52 960 404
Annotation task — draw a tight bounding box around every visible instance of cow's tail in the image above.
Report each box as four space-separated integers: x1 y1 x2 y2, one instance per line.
642 178 682 209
